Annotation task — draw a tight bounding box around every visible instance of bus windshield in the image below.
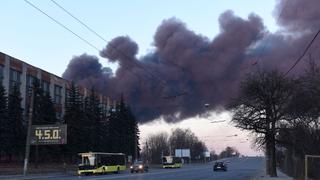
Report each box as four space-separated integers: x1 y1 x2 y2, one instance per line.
163 156 173 164
79 155 95 166
163 156 181 164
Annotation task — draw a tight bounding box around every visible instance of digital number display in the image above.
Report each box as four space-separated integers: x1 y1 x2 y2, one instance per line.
30 125 67 145
35 129 61 140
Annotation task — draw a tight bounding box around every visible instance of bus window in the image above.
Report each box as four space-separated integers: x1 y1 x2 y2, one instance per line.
162 157 167 163
88 156 95 166
80 155 96 166
78 155 83 165
173 157 182 163
115 155 125 165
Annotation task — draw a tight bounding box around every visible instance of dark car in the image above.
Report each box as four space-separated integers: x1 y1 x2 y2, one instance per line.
130 161 149 173
213 162 227 171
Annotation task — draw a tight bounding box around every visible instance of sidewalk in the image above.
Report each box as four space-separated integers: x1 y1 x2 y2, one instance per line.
0 173 72 180
251 167 293 180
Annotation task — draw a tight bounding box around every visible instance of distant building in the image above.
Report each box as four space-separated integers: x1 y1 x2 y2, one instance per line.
0 52 113 122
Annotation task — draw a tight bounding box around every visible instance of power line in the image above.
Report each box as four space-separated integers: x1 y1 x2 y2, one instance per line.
25 0 156 90
252 0 320 76
24 0 100 51
50 0 107 42
284 29 320 76
247 0 320 77
26 0 175 97
49 0 185 98
50 0 170 87
250 0 289 72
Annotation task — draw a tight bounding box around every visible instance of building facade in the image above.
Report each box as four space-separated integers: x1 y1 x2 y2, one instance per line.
0 52 113 122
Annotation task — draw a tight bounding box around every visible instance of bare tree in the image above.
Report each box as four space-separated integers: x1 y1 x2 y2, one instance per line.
142 128 208 164
277 61 320 179
230 70 297 177
169 128 207 161
219 146 240 159
143 132 170 164
210 150 218 160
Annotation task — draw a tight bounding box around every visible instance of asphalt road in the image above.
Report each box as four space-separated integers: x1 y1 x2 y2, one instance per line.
6 157 264 180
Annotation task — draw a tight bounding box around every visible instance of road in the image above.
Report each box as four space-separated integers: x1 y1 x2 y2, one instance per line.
4 157 264 180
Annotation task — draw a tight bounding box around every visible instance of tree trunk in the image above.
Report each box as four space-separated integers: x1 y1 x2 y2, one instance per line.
269 121 277 177
265 107 272 176
265 139 271 175
265 131 277 176
269 136 277 177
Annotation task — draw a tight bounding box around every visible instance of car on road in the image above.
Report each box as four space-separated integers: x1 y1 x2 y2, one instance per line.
213 162 227 171
130 161 149 173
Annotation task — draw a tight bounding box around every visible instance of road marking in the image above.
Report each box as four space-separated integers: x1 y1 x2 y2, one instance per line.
87 166 212 180
9 174 68 180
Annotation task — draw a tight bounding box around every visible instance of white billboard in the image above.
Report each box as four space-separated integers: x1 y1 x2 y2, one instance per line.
175 149 190 157
204 151 210 157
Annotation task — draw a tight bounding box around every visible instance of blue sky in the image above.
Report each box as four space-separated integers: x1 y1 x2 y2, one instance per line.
0 0 279 155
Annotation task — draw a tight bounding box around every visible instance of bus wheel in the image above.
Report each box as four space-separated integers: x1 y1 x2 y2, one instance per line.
117 167 120 174
102 167 106 174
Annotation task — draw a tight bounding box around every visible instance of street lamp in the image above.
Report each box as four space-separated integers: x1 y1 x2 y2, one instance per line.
226 134 238 137
210 120 226 123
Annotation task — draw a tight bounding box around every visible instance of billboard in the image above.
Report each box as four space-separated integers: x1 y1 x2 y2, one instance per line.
30 124 67 145
204 151 210 157
175 149 190 157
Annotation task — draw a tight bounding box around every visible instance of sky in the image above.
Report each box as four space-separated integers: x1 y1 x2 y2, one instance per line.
139 111 263 156
0 0 279 155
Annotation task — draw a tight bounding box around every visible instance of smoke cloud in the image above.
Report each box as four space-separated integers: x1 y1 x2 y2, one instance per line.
275 0 320 32
100 36 139 64
63 0 320 123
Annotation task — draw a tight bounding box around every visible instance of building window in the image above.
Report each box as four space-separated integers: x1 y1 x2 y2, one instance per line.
54 85 62 104
56 112 62 121
41 80 50 94
65 89 71 100
9 69 21 93
26 75 37 96
0 65 3 82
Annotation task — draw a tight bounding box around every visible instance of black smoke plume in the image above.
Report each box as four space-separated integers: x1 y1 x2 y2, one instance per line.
63 0 320 123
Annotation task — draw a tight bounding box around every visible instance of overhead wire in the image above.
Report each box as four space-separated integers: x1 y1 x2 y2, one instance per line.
49 0 174 93
32 0 320 91
250 0 289 73
24 0 100 51
26 0 188 100
50 0 108 42
251 0 320 77
284 30 320 76
26 0 151 85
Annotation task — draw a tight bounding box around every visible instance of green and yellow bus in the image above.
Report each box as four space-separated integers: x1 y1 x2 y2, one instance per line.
162 156 182 168
78 152 126 175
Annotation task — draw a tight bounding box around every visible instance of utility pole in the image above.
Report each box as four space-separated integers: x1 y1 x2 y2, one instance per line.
145 141 149 164
134 126 138 162
181 149 183 163
23 86 35 176
161 150 163 164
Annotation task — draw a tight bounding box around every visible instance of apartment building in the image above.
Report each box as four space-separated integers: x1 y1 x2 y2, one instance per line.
0 52 112 121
